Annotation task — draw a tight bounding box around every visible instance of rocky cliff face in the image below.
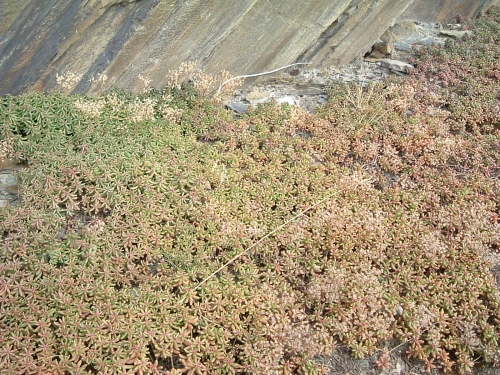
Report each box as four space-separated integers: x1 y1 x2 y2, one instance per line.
0 0 497 95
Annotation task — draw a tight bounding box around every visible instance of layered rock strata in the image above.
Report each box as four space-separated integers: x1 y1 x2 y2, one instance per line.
0 0 497 95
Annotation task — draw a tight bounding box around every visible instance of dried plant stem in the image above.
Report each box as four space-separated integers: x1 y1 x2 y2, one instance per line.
194 191 335 290
217 62 310 94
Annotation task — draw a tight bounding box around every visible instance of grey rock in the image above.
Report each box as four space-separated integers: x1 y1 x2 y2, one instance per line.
1 0 492 95
245 91 271 105
353 59 365 68
439 29 474 39
312 76 326 85
275 96 295 106
398 0 492 24
418 36 446 46
390 21 418 40
289 85 326 96
380 29 397 43
395 305 404 317
226 102 249 114
393 41 413 52
89 0 143 9
372 41 394 55
0 174 9 185
368 49 386 58
380 59 414 74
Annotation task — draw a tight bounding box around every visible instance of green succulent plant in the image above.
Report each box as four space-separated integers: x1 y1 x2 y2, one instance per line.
1 7 500 375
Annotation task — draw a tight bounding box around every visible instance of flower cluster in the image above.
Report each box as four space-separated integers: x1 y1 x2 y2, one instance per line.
167 61 243 103
56 71 83 92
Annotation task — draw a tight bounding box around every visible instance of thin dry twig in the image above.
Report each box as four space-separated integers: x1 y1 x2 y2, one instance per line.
194 190 336 290
217 62 310 94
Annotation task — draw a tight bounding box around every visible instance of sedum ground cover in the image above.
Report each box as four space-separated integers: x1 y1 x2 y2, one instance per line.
1 7 500 375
